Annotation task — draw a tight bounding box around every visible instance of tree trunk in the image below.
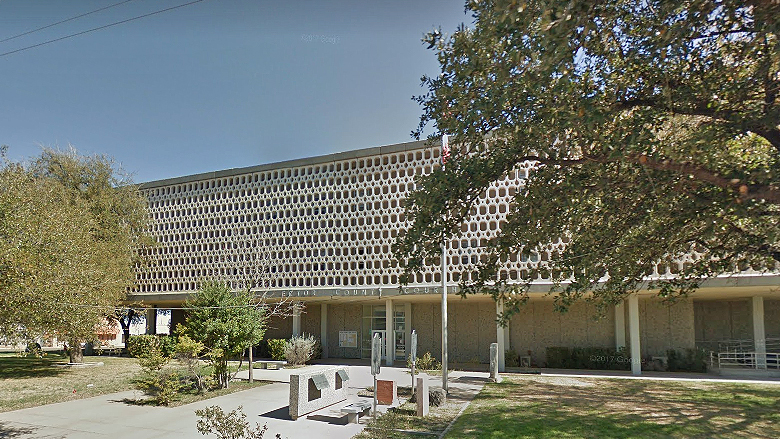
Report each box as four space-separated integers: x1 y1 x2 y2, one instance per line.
68 340 83 363
122 327 131 351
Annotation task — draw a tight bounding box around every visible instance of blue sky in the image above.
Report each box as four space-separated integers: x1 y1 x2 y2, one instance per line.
0 0 468 183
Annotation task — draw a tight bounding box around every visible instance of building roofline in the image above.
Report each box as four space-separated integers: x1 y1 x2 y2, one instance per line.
138 139 435 189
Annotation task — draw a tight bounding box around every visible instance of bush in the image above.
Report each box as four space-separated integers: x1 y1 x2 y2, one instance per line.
505 349 519 367
128 335 176 359
408 351 441 371
134 369 184 406
267 339 286 361
25 342 43 358
284 335 317 365
667 348 708 373
545 346 631 370
196 405 271 439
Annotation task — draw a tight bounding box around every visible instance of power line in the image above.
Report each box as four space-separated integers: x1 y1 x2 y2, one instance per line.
0 0 207 58
0 0 138 44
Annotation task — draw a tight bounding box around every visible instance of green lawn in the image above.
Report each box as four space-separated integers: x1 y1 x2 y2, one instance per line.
0 353 266 412
444 375 780 438
0 353 140 412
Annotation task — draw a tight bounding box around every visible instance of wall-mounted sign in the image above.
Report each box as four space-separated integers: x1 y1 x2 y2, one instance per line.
339 331 357 348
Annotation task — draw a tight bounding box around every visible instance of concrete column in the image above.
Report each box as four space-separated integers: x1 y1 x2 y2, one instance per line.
385 298 395 365
292 303 301 337
404 302 412 361
615 301 626 351
320 303 328 359
753 296 767 369
628 295 641 375
496 301 506 372
145 307 157 335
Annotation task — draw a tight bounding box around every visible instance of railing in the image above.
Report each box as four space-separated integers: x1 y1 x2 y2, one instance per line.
717 352 780 370
697 338 780 354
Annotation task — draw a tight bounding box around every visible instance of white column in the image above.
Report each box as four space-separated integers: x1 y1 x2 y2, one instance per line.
320 303 328 359
628 295 641 375
753 296 767 369
292 302 301 337
405 302 412 359
146 307 157 335
385 298 395 365
615 301 626 351
497 301 506 372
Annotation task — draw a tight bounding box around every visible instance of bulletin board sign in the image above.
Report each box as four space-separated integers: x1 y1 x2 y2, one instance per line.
339 331 357 348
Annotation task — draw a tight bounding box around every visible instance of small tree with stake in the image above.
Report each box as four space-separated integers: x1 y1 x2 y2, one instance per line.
179 282 266 389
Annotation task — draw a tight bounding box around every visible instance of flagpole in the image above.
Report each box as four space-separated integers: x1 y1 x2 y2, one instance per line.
441 134 449 393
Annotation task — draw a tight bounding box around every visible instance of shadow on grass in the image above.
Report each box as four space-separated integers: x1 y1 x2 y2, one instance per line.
0 355 68 379
445 377 780 438
0 421 37 438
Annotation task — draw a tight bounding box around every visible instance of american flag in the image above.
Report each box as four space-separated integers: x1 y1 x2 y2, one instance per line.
441 134 450 165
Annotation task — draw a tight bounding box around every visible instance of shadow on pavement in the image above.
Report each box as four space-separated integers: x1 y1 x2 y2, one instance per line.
258 406 292 421
0 421 37 438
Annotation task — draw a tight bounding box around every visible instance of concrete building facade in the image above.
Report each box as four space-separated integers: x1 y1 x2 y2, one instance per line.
129 140 780 373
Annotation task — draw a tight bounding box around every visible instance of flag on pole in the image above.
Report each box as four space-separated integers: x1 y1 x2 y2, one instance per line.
441 134 450 165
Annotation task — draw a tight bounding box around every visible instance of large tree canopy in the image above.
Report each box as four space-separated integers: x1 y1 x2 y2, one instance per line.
0 147 150 361
397 0 780 318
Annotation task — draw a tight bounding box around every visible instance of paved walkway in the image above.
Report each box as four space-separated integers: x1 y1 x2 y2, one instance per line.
0 364 487 439
4 362 777 439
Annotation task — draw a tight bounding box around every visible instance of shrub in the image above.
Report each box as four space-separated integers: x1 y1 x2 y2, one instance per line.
667 348 708 373
25 342 43 358
284 335 317 365
505 349 519 367
267 339 286 361
134 369 183 406
128 335 176 359
196 405 271 439
545 346 631 370
175 334 207 393
408 351 441 371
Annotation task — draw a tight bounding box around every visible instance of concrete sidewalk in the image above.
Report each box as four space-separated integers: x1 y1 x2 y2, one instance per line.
0 365 487 439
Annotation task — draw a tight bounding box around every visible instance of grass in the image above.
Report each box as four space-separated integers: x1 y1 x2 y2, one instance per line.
444 375 780 438
0 353 268 412
353 399 464 439
0 352 139 412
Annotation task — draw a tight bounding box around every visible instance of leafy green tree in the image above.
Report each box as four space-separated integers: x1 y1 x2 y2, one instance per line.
107 307 146 351
179 282 266 388
397 1 780 319
0 147 151 362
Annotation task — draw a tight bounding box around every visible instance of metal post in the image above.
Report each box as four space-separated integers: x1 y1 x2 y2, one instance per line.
441 239 448 392
440 133 450 393
248 346 253 383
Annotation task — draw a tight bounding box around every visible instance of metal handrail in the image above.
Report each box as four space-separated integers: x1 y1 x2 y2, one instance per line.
718 351 780 370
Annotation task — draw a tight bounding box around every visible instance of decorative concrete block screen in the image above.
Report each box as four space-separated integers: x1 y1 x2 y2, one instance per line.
289 367 349 420
133 140 536 296
133 139 720 297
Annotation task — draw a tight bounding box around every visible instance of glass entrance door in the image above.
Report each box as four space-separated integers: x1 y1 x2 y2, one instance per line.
394 330 406 360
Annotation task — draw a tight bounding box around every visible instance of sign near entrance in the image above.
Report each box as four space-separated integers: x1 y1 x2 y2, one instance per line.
410 330 418 363
339 331 357 348
371 333 381 376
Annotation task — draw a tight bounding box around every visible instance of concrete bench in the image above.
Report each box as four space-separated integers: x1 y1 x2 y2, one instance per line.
340 400 372 424
253 360 287 370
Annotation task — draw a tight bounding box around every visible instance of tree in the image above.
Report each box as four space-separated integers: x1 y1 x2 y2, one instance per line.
396 0 780 320
0 147 151 362
179 282 266 388
107 307 146 351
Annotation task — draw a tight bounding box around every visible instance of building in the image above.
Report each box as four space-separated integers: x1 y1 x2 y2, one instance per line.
129 139 780 374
